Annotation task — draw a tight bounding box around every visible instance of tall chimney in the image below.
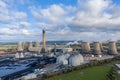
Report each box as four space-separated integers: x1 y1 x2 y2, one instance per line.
93 42 102 54
108 42 118 55
81 42 91 53
42 30 46 52
42 30 46 49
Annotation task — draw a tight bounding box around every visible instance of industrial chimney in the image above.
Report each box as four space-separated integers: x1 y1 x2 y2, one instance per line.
42 30 46 52
108 42 118 55
81 42 91 54
93 42 102 54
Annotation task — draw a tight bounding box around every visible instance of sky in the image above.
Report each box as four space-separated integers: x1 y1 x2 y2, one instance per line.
0 0 120 42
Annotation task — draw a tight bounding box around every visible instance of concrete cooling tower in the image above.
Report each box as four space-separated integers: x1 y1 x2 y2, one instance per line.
108 42 118 55
93 42 102 54
81 42 91 54
17 42 24 52
28 42 33 51
35 42 40 47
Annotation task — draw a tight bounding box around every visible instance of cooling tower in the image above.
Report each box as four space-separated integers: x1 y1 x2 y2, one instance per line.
108 42 118 55
28 42 33 51
81 42 91 53
17 42 24 52
28 42 33 48
93 42 102 54
35 42 40 47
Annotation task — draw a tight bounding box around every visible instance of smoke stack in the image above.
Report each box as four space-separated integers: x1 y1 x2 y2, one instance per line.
81 42 91 53
35 42 40 47
93 42 102 54
108 42 118 55
17 42 24 52
42 30 46 49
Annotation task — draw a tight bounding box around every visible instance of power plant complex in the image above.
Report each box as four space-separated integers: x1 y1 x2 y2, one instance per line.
0 29 119 80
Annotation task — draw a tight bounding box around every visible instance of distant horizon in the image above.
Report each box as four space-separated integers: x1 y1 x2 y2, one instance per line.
0 40 119 44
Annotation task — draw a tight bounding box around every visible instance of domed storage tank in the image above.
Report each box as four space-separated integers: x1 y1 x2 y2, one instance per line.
56 54 70 65
68 53 84 67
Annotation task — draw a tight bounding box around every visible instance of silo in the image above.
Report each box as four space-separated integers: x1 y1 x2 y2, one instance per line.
81 42 91 53
108 42 118 55
17 42 24 52
93 42 102 54
35 42 40 47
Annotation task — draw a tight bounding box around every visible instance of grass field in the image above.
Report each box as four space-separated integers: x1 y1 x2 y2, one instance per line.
46 65 111 80
0 45 17 50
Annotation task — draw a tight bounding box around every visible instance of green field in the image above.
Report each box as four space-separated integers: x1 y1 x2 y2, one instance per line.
46 65 111 80
0 45 17 50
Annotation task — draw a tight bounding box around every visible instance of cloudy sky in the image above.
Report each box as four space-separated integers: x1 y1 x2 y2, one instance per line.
0 0 120 42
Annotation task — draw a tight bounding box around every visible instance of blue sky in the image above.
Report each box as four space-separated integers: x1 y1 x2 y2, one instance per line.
0 0 120 42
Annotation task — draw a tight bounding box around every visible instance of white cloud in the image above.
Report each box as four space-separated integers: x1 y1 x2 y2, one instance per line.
30 4 66 23
0 0 120 42
20 21 30 27
13 12 27 20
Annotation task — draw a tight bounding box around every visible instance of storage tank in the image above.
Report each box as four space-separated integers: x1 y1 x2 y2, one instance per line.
68 53 84 67
108 42 118 55
56 54 70 65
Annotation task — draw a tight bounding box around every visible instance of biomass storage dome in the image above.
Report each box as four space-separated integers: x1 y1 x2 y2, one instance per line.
56 54 70 65
68 53 84 67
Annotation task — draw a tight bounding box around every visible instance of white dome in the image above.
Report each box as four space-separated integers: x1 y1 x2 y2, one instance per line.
68 54 84 67
19 52 24 58
56 54 70 65
15 53 19 58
